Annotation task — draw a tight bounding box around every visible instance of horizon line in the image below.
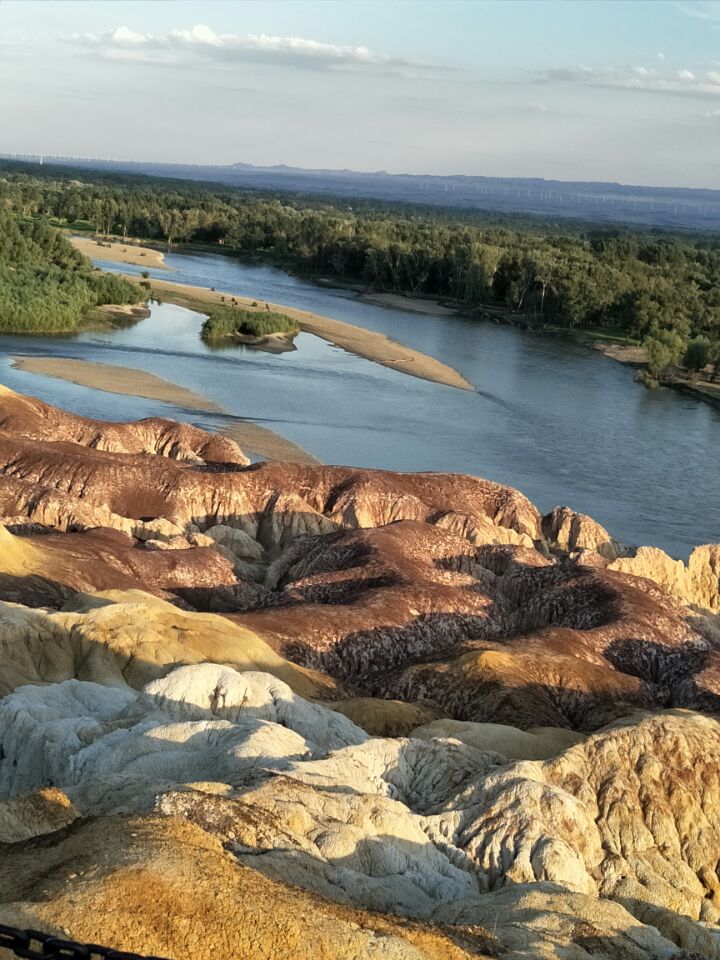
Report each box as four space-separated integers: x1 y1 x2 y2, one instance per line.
2 152 720 197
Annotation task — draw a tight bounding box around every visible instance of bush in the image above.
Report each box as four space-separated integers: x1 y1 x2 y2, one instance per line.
637 369 660 389
684 336 711 373
711 341 720 382
201 305 299 340
644 329 685 378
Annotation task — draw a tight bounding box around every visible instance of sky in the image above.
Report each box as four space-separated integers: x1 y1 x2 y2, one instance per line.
0 0 718 188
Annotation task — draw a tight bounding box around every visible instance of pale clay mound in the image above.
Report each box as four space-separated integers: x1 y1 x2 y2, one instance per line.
2 386 720 957
1 814 500 960
0 663 717 958
0 593 344 701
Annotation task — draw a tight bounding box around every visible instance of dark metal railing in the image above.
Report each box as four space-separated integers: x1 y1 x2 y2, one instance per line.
0 924 171 960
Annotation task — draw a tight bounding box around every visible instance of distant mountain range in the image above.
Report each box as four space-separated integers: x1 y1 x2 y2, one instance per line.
4 154 720 231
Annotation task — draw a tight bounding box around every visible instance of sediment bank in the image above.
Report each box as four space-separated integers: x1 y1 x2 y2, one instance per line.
10 356 319 464
124 275 475 391
71 236 167 269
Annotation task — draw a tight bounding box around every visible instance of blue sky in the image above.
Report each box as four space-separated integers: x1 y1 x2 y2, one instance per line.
0 0 718 187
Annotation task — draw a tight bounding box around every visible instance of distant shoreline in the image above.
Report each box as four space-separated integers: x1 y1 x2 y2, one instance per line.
68 236 720 410
590 340 720 405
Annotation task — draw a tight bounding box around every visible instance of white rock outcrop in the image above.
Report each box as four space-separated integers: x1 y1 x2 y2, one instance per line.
0 667 366 812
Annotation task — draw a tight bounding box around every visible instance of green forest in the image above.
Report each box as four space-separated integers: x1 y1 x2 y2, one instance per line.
0 207 141 333
1 159 719 379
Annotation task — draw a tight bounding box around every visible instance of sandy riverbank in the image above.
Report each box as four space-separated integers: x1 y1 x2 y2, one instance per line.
71 236 167 269
591 340 720 405
123 275 474 391
359 292 458 317
221 421 320 464
92 303 152 326
10 357 320 464
222 330 298 353
592 341 647 365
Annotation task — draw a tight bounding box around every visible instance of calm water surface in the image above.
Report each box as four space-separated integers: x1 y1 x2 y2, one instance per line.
0 249 718 558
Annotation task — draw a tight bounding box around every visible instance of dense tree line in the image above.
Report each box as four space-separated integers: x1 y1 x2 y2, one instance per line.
2 160 719 380
0 208 141 333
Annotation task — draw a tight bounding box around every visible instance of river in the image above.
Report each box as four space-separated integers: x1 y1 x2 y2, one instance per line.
1 249 718 558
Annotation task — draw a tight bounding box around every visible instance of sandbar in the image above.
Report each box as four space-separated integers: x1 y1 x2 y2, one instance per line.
221 421 320 465
71 236 167 269
359 292 458 316
124 275 474 391
10 357 319 464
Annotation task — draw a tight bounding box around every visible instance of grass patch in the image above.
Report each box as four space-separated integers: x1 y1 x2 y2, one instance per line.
570 324 639 345
201 305 299 341
49 218 95 233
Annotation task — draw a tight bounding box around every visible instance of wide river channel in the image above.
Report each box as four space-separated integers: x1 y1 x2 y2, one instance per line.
1 249 718 558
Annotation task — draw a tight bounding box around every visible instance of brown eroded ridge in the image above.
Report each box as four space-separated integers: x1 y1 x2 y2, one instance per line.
1 384 719 728
2 386 720 958
0 381 244 462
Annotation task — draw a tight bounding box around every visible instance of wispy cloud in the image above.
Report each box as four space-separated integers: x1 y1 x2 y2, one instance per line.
62 24 441 77
673 1 720 25
535 63 720 98
674 105 720 128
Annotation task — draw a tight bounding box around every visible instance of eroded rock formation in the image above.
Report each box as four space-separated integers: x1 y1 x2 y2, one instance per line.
542 505 624 561
0 813 499 960
0 592 344 700
0 664 717 958
1 385 720 959
0 383 248 465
